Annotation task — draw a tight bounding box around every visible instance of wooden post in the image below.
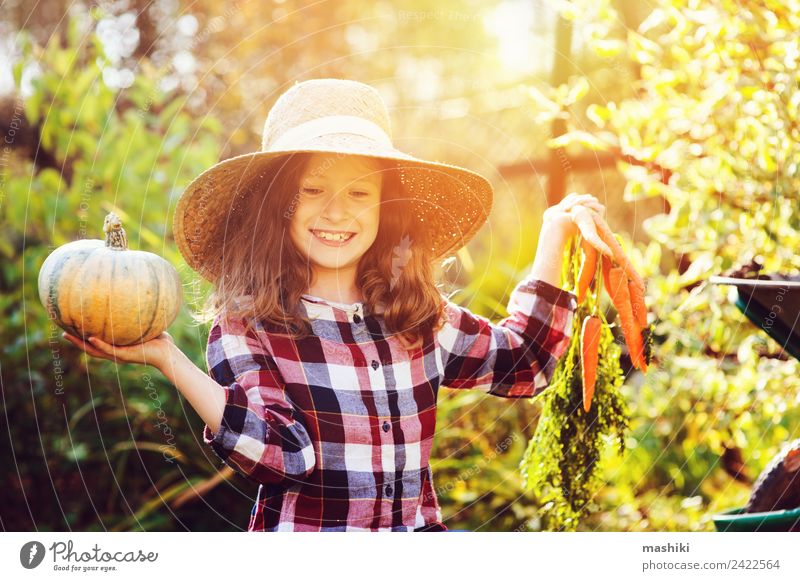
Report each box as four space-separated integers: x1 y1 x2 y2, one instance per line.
547 13 573 207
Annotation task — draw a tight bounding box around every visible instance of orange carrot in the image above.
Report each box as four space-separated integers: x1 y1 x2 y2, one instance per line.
577 238 598 303
628 277 648 329
581 315 602 412
601 254 613 296
608 266 647 371
591 212 646 295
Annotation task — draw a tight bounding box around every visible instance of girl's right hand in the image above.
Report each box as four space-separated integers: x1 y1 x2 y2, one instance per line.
62 331 175 370
542 192 613 257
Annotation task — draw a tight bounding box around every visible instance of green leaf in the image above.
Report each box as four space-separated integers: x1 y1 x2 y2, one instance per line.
586 103 611 128
627 31 661 65
638 8 668 34
677 252 715 287
565 77 590 106
199 114 223 134
589 38 626 58
12 60 25 88
157 96 186 126
527 84 559 114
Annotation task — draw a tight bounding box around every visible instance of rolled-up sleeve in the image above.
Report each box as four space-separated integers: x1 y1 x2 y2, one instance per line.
437 277 577 398
203 314 316 485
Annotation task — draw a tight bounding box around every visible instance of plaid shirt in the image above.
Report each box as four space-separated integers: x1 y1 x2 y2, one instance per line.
202 276 577 531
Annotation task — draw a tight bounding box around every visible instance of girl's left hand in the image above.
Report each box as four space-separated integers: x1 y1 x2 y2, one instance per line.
542 192 613 257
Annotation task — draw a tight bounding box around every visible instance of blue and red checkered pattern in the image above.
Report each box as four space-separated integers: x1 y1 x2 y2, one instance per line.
202 276 577 531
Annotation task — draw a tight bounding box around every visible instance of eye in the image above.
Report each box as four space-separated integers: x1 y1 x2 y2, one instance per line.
351 191 370 198
301 188 323 195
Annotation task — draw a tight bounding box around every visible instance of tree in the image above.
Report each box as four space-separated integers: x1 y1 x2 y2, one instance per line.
0 13 237 531
543 0 800 530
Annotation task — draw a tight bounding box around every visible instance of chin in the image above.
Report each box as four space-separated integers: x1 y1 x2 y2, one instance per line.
310 254 362 269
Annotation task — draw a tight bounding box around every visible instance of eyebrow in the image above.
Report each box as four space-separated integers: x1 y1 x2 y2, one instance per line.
352 180 380 188
302 178 380 188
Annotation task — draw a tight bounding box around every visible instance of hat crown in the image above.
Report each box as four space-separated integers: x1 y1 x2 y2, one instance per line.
261 78 393 152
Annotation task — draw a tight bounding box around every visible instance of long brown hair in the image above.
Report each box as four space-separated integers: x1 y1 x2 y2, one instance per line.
193 152 447 351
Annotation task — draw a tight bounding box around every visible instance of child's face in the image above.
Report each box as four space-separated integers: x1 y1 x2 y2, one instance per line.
289 152 383 273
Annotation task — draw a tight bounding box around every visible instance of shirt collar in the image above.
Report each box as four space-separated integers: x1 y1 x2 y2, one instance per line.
300 293 366 324
300 293 387 323
230 293 373 325
300 293 364 312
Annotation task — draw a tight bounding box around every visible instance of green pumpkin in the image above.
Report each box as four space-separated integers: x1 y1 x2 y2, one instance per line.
38 212 182 346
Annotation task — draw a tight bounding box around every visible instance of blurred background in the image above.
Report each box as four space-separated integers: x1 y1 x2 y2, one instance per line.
1 0 798 531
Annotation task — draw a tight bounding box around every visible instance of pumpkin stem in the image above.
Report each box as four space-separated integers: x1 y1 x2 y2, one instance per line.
103 212 128 250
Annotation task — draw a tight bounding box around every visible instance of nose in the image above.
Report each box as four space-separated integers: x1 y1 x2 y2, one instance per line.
321 190 351 223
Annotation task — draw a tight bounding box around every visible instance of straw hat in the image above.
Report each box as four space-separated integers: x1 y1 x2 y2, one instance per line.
172 78 494 282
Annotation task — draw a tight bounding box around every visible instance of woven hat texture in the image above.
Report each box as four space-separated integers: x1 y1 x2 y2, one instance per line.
172 78 494 282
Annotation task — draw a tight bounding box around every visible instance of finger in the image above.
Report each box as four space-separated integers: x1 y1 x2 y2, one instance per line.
569 194 600 206
570 198 606 216
87 337 127 360
566 202 602 220
62 333 111 360
87 336 112 351
63 331 93 350
580 200 606 215
89 336 147 364
155 331 175 344
579 222 613 258
561 193 593 209
571 207 614 257
562 193 594 204
562 194 599 212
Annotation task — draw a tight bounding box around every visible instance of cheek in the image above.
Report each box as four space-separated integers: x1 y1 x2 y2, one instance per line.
288 214 310 249
290 203 313 232
288 216 300 239
364 207 381 237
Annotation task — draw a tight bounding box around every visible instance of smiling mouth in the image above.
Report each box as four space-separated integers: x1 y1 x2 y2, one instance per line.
310 229 356 242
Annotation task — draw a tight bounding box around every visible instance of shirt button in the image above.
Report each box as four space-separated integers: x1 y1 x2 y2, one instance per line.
353 314 362 323
371 359 379 370
385 484 393 496
382 421 390 432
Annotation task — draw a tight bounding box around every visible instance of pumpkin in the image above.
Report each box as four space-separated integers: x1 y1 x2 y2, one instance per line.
38 212 182 346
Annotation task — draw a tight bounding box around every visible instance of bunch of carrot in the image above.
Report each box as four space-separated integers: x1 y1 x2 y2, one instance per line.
521 217 637 529
576 214 651 413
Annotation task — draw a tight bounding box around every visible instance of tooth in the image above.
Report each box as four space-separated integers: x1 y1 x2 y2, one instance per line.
314 230 351 241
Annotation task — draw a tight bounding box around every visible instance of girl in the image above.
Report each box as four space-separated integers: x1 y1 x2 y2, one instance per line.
64 78 610 531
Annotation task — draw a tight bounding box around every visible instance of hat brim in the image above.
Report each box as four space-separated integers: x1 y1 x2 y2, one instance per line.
172 137 494 282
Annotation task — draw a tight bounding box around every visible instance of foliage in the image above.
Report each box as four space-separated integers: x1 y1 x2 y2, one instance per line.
519 237 629 531
540 0 800 530
0 13 245 531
